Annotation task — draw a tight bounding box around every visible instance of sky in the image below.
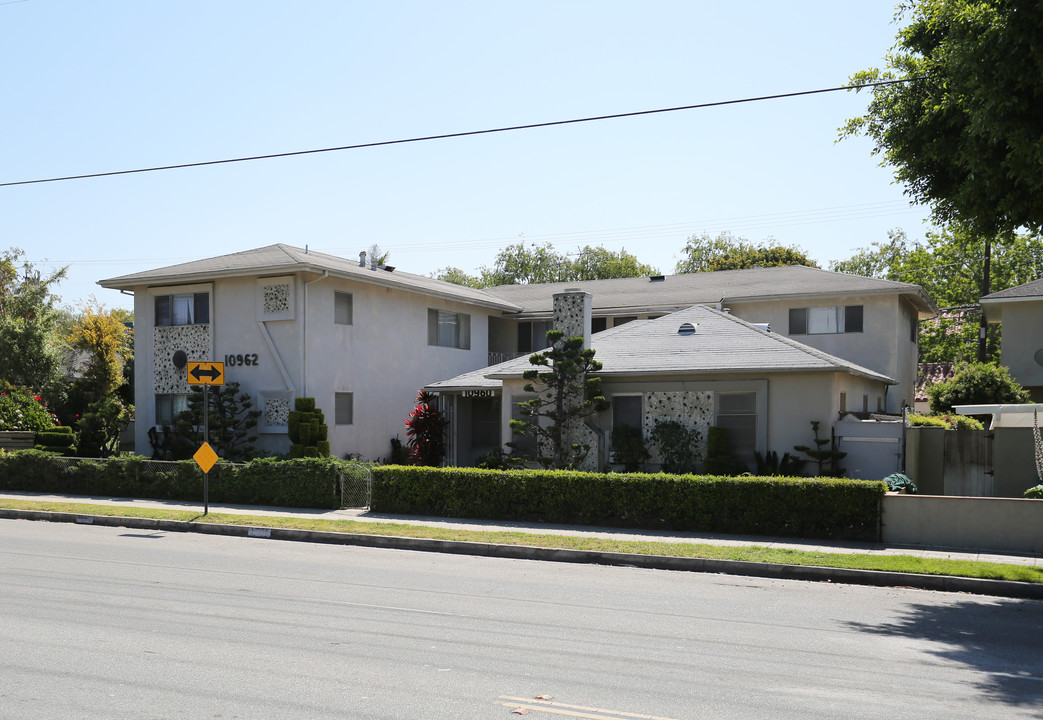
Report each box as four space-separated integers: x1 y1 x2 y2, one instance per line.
2 1 934 312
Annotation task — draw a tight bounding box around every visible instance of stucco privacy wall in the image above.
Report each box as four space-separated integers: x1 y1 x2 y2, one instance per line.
727 294 918 412
882 494 1043 553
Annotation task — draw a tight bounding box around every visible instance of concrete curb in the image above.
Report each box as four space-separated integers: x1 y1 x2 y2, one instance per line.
4 508 1042 600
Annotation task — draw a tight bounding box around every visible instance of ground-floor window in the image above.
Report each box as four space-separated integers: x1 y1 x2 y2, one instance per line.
715 392 757 465
611 395 642 449
155 394 189 426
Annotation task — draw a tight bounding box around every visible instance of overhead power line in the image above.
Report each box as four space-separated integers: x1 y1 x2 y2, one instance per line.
1 78 918 189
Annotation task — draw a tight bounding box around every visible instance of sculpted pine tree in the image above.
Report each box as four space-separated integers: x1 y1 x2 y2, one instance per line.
508 330 609 470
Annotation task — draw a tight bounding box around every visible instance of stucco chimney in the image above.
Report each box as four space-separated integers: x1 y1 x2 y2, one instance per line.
359 251 367 268
553 289 593 348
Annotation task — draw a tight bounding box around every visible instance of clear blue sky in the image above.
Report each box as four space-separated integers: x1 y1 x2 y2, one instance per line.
2 1 930 312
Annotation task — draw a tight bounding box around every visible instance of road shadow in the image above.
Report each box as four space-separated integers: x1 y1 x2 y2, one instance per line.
845 597 1043 714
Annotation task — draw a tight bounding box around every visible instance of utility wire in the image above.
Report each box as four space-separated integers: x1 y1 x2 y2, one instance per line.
1 78 918 189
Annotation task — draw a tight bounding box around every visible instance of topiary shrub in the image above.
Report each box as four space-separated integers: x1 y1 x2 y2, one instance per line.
35 425 75 455
288 397 330 458
703 426 734 475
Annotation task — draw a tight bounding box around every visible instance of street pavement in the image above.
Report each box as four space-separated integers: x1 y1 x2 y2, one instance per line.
0 491 1040 599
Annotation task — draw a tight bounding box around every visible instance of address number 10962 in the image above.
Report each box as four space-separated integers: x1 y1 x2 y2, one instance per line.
224 353 259 367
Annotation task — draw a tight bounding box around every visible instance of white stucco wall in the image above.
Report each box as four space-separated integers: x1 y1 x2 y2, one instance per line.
727 294 919 413
995 299 1043 394
496 371 889 472
130 271 501 461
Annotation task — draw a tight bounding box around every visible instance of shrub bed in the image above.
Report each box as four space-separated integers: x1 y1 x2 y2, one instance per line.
372 466 885 541
0 451 360 509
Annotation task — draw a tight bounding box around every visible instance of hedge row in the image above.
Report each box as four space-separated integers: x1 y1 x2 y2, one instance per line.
372 466 886 541
0 451 365 509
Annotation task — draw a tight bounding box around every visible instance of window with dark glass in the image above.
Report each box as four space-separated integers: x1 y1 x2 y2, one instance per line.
155 292 209 326
611 396 643 450
788 305 863 335
334 291 353 325
517 320 552 353
428 309 471 349
716 392 757 465
335 393 354 425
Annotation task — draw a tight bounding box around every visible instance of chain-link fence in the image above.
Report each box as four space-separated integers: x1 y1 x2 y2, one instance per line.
339 465 372 509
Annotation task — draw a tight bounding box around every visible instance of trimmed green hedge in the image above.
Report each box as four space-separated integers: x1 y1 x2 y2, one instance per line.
372 466 886 541
0 451 364 509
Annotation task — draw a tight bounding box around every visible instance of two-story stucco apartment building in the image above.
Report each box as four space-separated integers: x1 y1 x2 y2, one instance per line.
100 244 936 468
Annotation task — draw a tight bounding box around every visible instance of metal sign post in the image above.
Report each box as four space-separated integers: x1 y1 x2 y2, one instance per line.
188 361 224 515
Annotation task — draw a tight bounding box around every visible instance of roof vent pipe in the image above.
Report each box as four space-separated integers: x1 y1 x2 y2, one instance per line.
359 251 366 268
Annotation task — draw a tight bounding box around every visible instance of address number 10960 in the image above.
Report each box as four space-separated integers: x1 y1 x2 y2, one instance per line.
224 353 259 367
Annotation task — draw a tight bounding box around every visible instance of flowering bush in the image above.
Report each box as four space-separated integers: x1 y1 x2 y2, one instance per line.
0 389 59 431
404 391 448 466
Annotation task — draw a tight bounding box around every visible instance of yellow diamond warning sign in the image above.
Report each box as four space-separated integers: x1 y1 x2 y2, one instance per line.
193 442 219 473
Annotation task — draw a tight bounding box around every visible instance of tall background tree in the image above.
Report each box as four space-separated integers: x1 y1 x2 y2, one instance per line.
674 232 816 274
434 242 658 288
0 248 67 397
64 298 134 457
841 0 1043 360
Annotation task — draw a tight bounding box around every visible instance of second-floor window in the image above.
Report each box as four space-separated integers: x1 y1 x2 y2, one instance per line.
788 305 862 335
334 291 353 325
428 309 471 349
155 292 209 326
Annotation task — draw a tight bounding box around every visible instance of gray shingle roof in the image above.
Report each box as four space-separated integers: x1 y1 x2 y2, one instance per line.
98 244 521 312
429 304 895 390
981 277 1043 301
482 265 936 316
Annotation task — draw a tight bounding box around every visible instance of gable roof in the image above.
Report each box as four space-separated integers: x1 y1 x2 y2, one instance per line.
98 244 521 312
481 265 937 317
981 277 1043 301
427 304 895 390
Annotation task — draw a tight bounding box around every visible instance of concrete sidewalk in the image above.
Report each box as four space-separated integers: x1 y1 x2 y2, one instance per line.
1 491 1040 568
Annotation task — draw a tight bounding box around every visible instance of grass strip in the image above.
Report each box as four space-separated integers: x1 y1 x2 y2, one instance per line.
3 498 1040 584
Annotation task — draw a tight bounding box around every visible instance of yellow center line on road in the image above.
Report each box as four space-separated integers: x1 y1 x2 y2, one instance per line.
496 696 680 720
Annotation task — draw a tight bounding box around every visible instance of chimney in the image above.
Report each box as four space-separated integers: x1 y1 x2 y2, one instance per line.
552 289 593 348
359 251 367 268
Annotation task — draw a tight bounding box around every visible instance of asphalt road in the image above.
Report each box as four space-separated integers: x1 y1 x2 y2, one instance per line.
1 519 1041 720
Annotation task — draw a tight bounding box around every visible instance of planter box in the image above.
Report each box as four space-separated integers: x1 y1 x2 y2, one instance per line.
0 431 35 451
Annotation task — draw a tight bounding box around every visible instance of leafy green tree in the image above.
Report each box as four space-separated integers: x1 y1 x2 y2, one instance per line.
479 242 570 286
675 232 817 274
435 242 659 288
509 330 609 469
927 362 1030 414
841 0 1043 238
842 1 1043 360
431 266 483 288
0 248 67 396
568 246 659 280
75 396 131 458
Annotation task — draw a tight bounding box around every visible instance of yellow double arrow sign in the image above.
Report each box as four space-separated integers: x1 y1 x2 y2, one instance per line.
187 361 225 386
